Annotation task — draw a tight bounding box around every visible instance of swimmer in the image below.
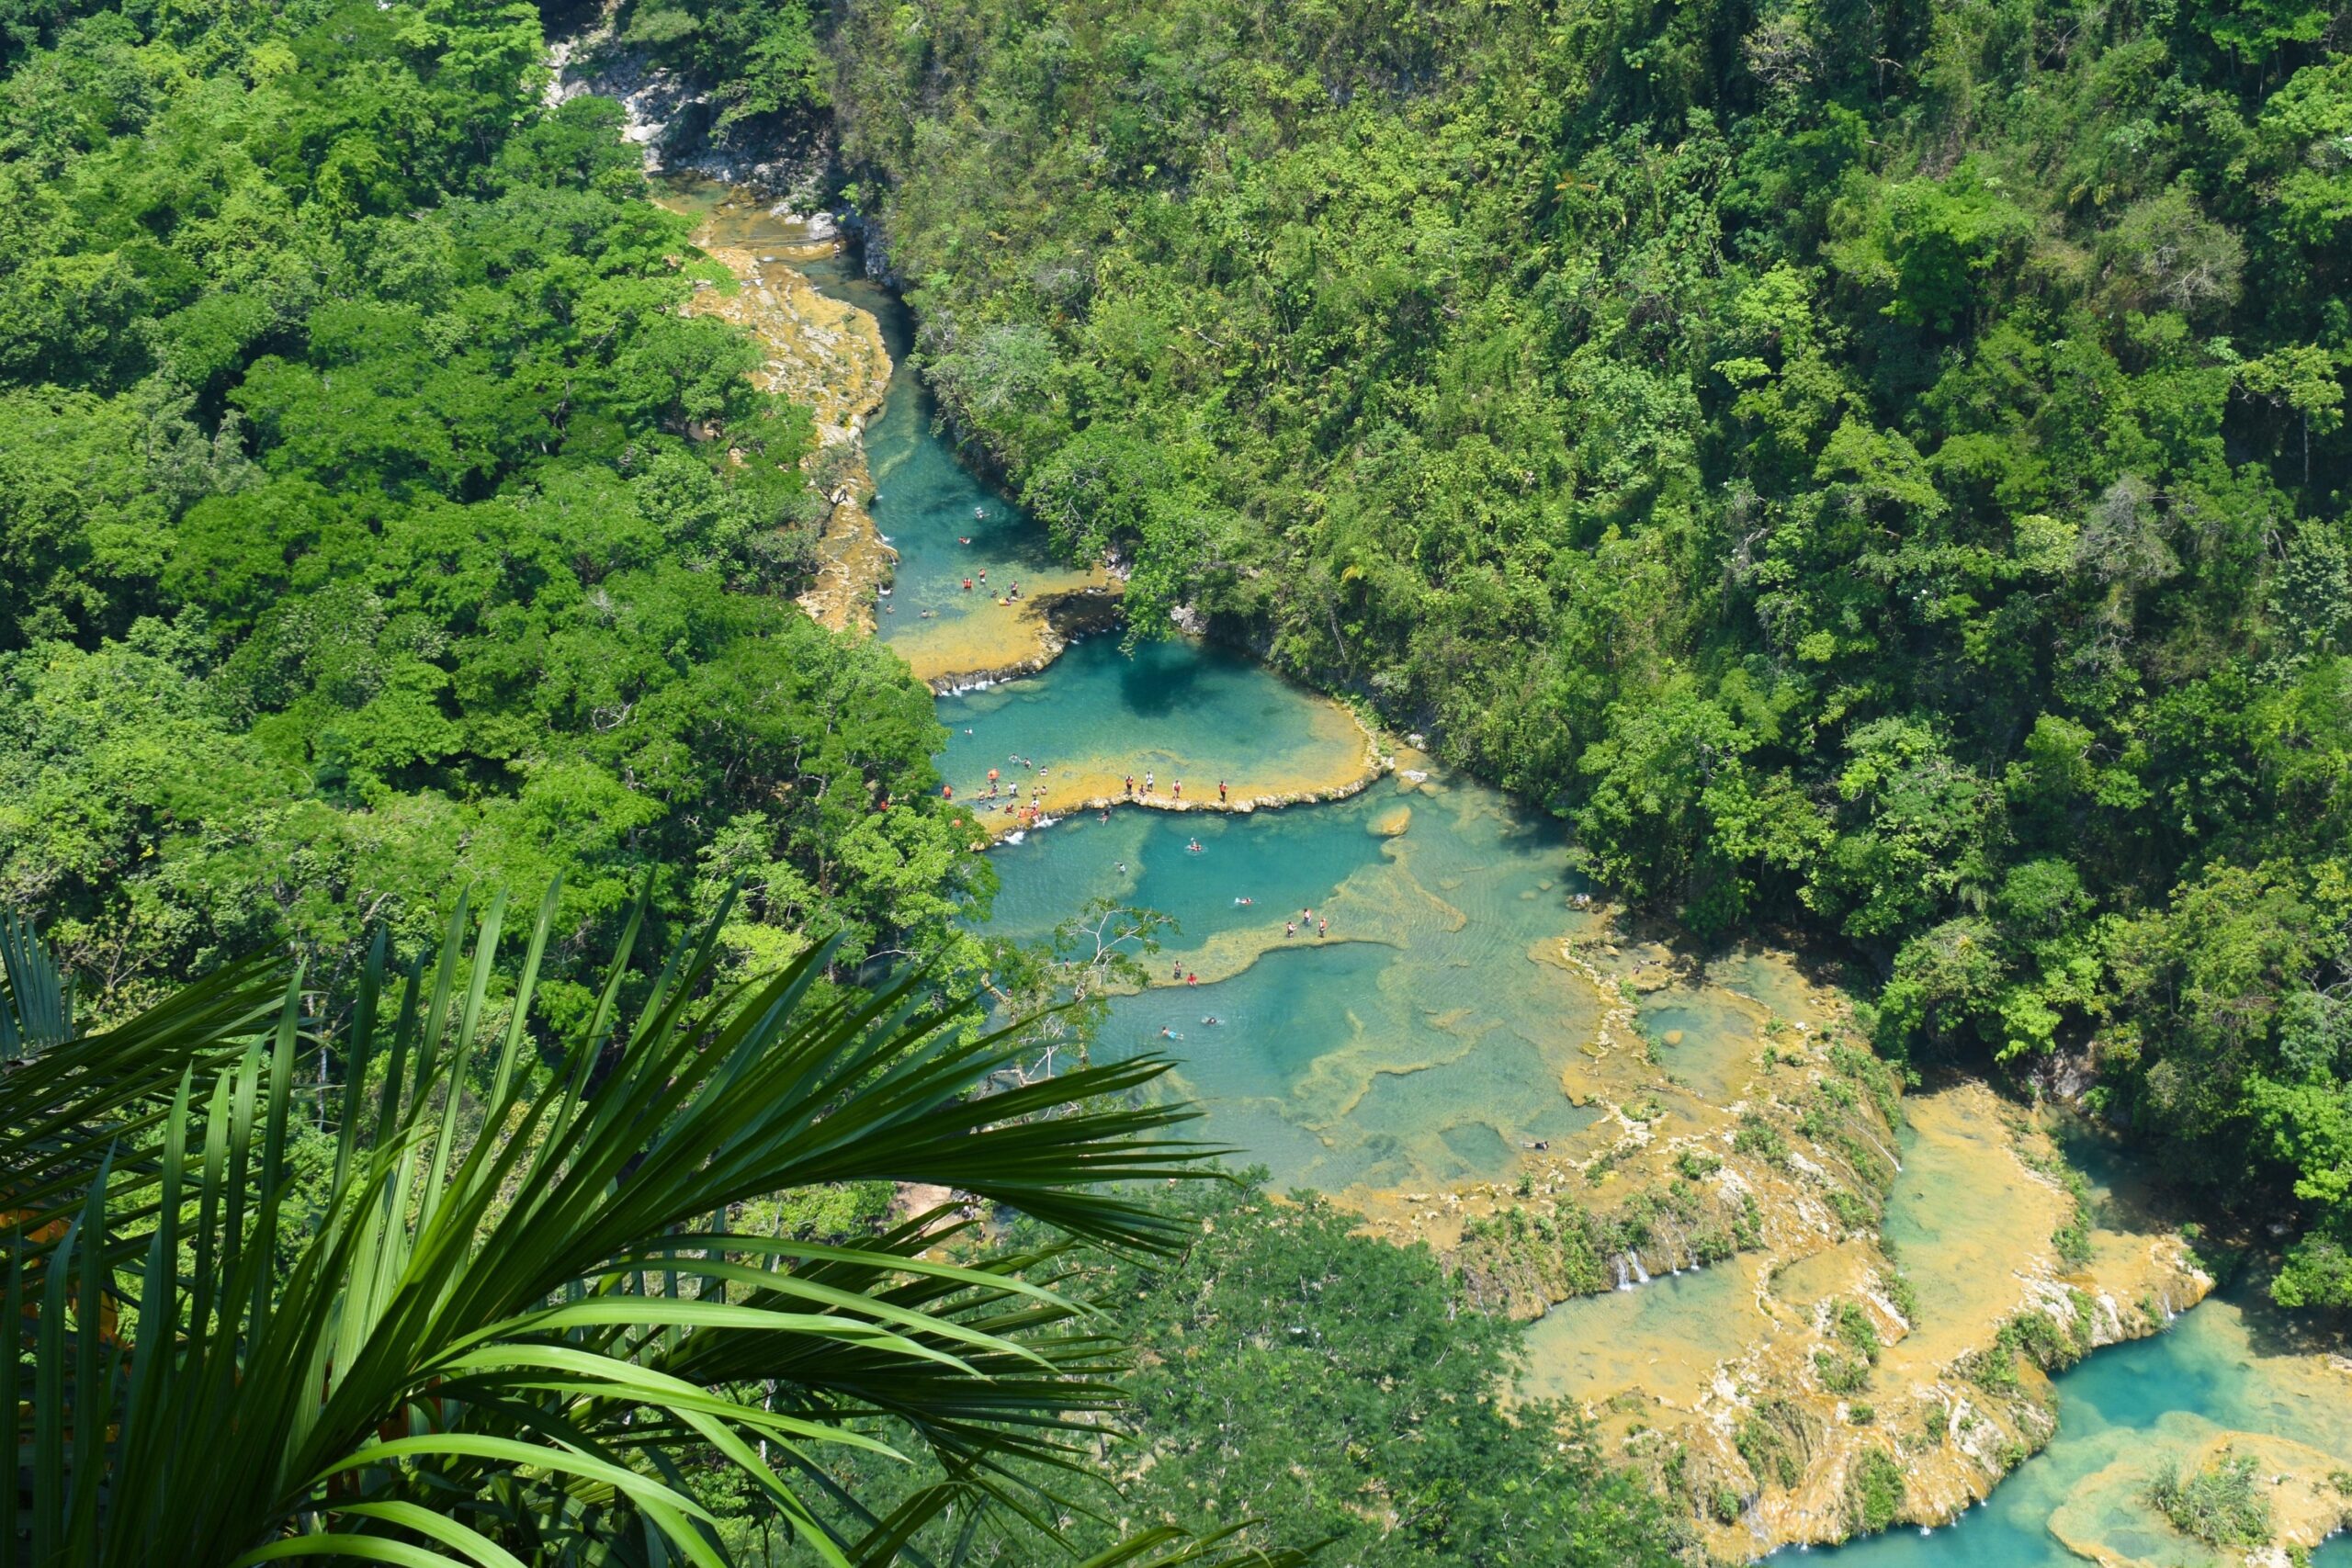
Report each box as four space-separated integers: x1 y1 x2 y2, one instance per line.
1158 1025 1182 1041
975 505 986 520
1200 1016 1220 1027
958 536 972 545
1186 839 1204 853
1117 861 1127 874
1232 896 1252 906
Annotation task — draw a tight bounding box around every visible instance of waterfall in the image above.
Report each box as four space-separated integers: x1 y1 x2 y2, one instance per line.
1612 1255 1632 1291
1630 1251 1651 1284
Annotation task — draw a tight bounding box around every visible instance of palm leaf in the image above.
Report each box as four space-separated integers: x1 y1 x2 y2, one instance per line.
5 884 1297 1567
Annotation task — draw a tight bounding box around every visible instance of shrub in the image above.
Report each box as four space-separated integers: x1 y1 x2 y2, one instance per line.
1845 1449 1906 1535
2146 1450 2273 1548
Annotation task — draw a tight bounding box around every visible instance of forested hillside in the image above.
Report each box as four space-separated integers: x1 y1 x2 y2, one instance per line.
0 0 985 1024
814 0 2352 1303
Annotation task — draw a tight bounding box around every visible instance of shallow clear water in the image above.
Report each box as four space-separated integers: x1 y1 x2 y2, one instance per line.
1811 1290 2352 1567
978 756 1610 1193
654 175 1095 678
846 275 1100 677
1521 1261 1762 1408
936 635 1369 816
1877 1088 2064 1359
861 368 1101 674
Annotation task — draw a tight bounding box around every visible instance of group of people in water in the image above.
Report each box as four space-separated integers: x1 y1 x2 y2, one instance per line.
957 570 1023 606
938 754 1061 830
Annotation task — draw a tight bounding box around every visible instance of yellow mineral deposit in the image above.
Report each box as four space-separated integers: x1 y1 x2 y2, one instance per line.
656 186 896 634
898 575 1117 689
966 695 1385 843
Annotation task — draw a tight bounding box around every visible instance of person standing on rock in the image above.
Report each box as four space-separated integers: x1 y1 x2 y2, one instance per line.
1124 774 1135 797
1145 771 1155 795
1218 780 1227 803
1172 780 1182 800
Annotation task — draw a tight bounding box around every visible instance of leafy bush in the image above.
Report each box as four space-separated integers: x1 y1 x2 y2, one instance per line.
1845 1449 1907 1536
2147 1450 2275 1548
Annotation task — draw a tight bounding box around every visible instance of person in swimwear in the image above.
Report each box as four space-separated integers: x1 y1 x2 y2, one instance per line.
1285 920 1295 937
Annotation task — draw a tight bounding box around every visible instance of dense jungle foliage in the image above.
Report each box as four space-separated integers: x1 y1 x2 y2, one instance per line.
810 0 2352 1305
756 1179 1679 1567
0 0 990 1030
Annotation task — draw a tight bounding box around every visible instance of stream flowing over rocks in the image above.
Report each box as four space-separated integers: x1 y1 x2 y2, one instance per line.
550 71 2352 1548
546 29 832 203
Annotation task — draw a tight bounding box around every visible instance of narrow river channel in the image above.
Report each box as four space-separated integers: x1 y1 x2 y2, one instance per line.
663 177 2352 1568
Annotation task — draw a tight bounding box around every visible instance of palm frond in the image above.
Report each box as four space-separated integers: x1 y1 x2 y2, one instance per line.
5 884 1276 1568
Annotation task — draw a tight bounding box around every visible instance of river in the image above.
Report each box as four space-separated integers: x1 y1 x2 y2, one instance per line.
662 176 2352 1568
